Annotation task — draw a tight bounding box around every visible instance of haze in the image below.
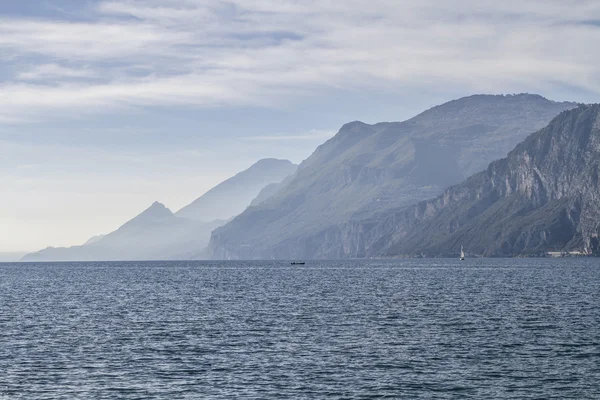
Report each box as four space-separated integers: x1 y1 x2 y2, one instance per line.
2 0 600 252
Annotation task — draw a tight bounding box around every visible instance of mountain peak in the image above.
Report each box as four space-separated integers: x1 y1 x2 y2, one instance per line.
250 158 294 170
208 93 578 260
149 201 169 211
135 201 173 220
340 121 370 131
323 120 375 147
107 201 175 235
381 102 600 257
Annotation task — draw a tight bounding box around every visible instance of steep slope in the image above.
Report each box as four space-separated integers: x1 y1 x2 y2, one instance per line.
176 158 297 221
209 94 577 259
370 104 600 257
249 173 297 207
22 202 224 261
83 234 106 245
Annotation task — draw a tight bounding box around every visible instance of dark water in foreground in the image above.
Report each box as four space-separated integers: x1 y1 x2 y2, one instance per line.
1 259 599 399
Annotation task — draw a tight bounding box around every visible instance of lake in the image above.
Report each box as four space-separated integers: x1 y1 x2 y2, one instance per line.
1 259 599 399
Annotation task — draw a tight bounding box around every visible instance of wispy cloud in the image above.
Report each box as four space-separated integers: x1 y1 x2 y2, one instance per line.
0 0 599 123
17 64 97 81
2 0 600 252
0 18 189 59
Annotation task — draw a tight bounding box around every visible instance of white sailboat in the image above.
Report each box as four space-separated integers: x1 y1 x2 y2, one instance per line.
460 245 465 261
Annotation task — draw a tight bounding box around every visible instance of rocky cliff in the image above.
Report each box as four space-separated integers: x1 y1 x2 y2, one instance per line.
208 94 577 259
342 104 600 257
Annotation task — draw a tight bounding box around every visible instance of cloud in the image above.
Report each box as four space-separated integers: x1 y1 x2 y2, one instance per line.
0 0 599 123
4 0 599 251
0 18 189 59
17 64 98 81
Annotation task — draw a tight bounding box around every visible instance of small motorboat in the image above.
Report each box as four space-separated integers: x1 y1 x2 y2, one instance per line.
290 262 306 265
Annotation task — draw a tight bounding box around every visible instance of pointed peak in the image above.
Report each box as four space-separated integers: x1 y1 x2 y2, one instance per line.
139 201 172 218
116 201 173 231
149 201 167 209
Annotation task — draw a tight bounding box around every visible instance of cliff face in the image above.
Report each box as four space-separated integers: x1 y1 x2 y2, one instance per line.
208 94 577 259
343 104 600 257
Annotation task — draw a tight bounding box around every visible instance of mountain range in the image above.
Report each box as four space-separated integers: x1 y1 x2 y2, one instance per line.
23 93 596 261
23 159 296 261
22 202 224 261
208 94 577 259
371 104 600 257
177 158 297 221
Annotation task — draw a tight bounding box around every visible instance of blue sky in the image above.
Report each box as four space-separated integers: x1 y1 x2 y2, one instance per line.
1 0 600 252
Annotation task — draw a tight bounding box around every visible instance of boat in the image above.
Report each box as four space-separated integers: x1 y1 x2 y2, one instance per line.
460 245 465 261
290 262 305 265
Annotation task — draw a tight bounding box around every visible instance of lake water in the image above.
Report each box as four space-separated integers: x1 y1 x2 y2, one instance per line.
1 259 599 399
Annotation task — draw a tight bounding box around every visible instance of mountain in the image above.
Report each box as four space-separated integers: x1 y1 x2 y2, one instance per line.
208 94 577 259
22 202 224 261
22 159 297 262
176 158 297 221
249 173 297 207
0 253 27 262
364 104 600 257
83 234 106 245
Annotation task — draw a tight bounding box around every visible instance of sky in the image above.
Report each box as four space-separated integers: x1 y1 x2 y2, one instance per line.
1 0 600 252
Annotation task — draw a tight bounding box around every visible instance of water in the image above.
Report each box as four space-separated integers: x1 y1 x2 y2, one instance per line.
1 259 599 399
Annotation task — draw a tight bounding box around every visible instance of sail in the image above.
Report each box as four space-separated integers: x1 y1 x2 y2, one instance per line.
460 245 465 258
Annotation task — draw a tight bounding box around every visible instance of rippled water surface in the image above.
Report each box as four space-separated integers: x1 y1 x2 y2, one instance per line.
1 259 600 399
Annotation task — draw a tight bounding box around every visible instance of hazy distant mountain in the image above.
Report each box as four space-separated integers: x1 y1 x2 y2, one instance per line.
22 202 224 261
0 253 27 262
249 173 297 207
176 158 297 221
208 94 577 259
22 158 297 262
83 234 106 245
364 104 600 257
